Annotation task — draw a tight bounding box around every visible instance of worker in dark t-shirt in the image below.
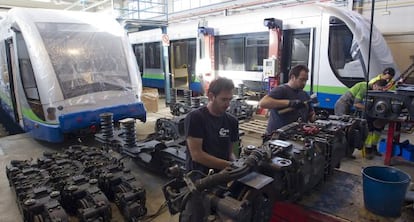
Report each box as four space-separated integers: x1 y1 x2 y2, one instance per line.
181 77 239 222
184 77 239 174
259 64 315 135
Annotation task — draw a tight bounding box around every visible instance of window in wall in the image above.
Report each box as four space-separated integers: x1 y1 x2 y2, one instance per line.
172 0 226 13
144 42 161 69
328 16 364 87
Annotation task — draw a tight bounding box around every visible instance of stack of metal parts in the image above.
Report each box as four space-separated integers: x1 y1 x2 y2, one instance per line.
228 84 255 120
168 86 254 120
170 88 196 116
162 116 367 222
366 84 414 120
95 111 245 177
6 145 146 222
95 113 187 176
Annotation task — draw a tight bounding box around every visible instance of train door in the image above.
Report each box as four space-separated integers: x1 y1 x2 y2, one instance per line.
15 32 45 121
4 38 23 126
170 39 196 90
281 28 314 93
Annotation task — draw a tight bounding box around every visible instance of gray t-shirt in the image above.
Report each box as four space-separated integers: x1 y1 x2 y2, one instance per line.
266 84 313 134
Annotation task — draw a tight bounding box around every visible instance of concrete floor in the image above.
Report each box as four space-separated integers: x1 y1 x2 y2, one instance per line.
1 98 414 221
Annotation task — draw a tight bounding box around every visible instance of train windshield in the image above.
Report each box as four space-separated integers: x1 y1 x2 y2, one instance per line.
36 22 132 99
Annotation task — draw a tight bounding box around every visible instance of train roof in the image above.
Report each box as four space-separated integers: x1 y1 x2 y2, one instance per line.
2 7 124 35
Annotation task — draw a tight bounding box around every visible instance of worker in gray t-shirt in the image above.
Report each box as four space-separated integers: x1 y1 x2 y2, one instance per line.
259 65 315 135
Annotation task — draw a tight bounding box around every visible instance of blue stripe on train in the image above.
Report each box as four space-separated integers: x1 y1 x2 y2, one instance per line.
314 92 341 110
23 118 64 142
59 102 147 132
23 102 146 143
142 78 165 88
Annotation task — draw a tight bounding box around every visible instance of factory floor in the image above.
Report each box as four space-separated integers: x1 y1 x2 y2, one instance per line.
1 98 414 222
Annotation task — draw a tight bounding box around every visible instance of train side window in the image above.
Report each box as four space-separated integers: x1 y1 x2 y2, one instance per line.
16 33 45 120
328 16 364 87
218 37 244 71
0 43 8 85
133 44 144 74
144 42 161 69
245 34 268 71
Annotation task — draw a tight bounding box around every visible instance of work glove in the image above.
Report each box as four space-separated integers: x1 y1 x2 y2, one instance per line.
289 99 305 109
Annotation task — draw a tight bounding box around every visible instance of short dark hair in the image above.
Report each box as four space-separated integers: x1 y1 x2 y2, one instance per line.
374 79 388 87
383 67 395 76
289 64 309 79
208 77 234 96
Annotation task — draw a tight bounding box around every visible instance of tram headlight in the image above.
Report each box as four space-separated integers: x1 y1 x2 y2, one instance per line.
46 107 56 121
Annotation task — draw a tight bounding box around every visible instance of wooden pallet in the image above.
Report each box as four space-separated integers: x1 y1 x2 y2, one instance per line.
239 119 267 135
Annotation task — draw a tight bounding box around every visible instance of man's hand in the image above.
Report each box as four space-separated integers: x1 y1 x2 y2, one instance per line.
289 99 305 109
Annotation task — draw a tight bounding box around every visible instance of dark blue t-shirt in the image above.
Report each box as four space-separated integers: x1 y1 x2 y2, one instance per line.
266 84 312 134
184 107 239 174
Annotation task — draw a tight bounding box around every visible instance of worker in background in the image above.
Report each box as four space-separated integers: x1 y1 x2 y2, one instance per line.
368 67 396 90
259 64 316 135
365 68 395 159
334 79 388 159
181 77 239 222
334 79 388 116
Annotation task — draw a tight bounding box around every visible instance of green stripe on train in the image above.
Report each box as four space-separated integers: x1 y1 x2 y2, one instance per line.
142 73 164 80
22 108 50 123
304 85 348 94
1 91 52 124
143 73 201 83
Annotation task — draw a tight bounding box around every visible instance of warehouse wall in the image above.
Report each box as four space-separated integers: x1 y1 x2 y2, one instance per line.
360 0 414 71
384 34 414 72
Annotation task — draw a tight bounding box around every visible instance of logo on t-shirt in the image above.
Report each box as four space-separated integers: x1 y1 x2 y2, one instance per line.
219 128 230 137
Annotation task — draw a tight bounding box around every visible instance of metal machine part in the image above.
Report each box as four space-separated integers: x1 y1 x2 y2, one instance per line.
228 97 255 120
95 113 245 178
6 145 146 222
61 175 112 221
96 114 188 176
314 115 368 155
162 117 366 221
366 87 414 120
168 86 253 119
163 149 278 222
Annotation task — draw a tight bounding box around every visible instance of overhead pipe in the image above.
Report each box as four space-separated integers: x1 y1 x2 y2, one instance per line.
82 0 111 11
168 0 264 21
64 0 81 10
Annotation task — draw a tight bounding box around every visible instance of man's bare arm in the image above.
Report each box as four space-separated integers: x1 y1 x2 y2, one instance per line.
259 95 290 109
229 142 239 161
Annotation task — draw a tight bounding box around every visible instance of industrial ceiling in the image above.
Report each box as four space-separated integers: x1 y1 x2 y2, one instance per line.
0 0 110 11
